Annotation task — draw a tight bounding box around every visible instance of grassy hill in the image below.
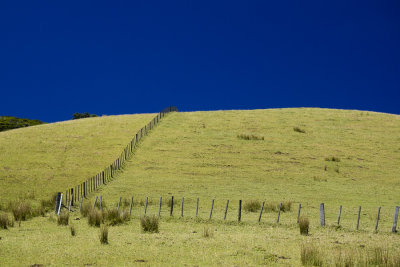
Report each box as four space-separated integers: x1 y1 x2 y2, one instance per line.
0 108 400 266
0 113 154 205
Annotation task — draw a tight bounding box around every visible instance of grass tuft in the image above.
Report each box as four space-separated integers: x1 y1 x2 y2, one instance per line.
140 215 159 233
12 201 32 221
243 200 261 212
300 244 323 266
293 127 306 133
88 209 103 227
99 225 108 244
299 217 309 235
0 213 14 229
57 211 69 226
103 208 130 226
237 134 264 140
70 224 76 236
325 156 341 162
80 202 92 217
203 226 214 238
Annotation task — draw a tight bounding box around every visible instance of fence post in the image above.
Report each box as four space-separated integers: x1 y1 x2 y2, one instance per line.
356 206 361 230
375 206 381 232
320 203 325 227
209 199 214 219
277 202 282 223
196 198 199 217
392 206 399 233
99 196 103 211
80 195 83 211
338 205 342 225
129 196 133 215
297 203 301 223
224 200 229 220
55 192 61 214
71 188 74 206
158 197 162 217
117 197 122 211
238 200 242 222
144 197 148 215
57 194 63 215
170 196 174 216
93 196 98 208
181 197 184 217
258 201 265 222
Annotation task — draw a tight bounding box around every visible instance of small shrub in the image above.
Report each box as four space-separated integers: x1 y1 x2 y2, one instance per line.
99 225 108 244
140 216 159 233
12 201 32 221
293 127 306 133
57 211 69 226
301 244 323 266
203 226 214 238
88 209 103 227
237 134 264 140
299 217 309 235
325 156 341 162
0 213 14 229
70 225 76 236
244 200 261 212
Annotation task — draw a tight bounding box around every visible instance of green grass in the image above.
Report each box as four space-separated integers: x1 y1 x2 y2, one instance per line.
1 108 400 266
0 113 155 205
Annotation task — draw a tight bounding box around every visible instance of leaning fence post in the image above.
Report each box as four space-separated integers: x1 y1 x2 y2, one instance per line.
356 206 361 230
55 192 61 214
158 197 162 217
375 207 381 232
144 197 148 215
99 196 103 211
277 202 282 223
181 197 184 217
297 203 301 223
196 198 199 217
209 199 214 219
117 197 122 211
129 196 133 215
57 194 63 215
320 203 325 227
338 205 342 225
258 201 265 222
392 206 399 233
93 196 98 209
238 200 242 222
170 196 174 216
224 200 229 220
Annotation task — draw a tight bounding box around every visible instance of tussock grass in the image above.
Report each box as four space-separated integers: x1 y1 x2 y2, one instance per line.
325 156 341 162
103 208 130 226
140 216 159 233
88 209 103 227
243 200 261 212
237 134 264 140
203 226 214 238
80 202 92 217
70 225 76 236
99 225 108 244
57 211 69 226
12 201 32 221
293 126 306 133
299 217 309 235
301 244 323 266
0 213 14 229
263 201 292 212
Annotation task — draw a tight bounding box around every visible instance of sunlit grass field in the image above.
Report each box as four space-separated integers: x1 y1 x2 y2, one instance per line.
1 108 400 266
0 113 154 205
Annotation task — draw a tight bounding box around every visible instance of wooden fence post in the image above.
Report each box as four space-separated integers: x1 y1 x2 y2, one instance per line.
392 206 399 233
80 195 83 211
356 206 361 230
320 203 325 227
258 201 265 222
238 200 242 222
99 196 103 211
277 202 282 223
375 206 381 232
93 196 98 208
117 197 122 211
57 194 63 215
297 203 301 223
158 197 162 217
144 197 148 215
71 188 74 206
196 198 199 217
224 200 229 220
129 196 133 215
170 196 174 216
181 197 184 217
209 199 214 219
55 192 61 214
338 205 342 225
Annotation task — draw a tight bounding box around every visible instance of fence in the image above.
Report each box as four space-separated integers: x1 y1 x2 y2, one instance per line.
59 106 178 209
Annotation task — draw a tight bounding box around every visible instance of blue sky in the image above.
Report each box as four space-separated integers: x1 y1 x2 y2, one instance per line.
1 1 399 122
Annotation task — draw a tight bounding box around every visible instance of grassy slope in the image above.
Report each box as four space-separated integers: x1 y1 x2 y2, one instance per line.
1 108 400 266
0 113 154 205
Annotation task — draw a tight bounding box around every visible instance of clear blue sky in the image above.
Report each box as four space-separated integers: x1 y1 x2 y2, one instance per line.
1 1 399 122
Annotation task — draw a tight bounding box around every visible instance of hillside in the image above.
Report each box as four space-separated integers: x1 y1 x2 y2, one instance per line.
0 113 154 205
1 108 400 266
